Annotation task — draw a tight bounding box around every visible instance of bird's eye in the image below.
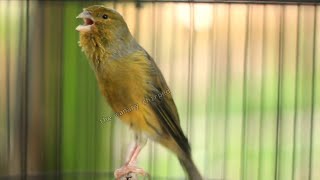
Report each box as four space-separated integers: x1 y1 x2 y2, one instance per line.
102 14 108 19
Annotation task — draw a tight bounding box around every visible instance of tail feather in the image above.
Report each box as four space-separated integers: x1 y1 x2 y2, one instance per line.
179 156 202 180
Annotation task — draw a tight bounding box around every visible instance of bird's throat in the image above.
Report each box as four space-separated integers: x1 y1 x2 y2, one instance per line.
79 32 107 62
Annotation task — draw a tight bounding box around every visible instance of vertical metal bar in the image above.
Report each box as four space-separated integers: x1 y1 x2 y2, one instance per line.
308 5 317 180
134 1 141 40
152 1 157 60
109 111 115 171
292 5 300 180
187 1 194 141
74 2 81 173
223 4 231 179
4 0 10 170
92 3 98 178
109 0 117 170
18 0 26 178
19 0 26 177
204 3 216 178
40 1 46 174
112 0 117 9
21 0 30 179
169 4 176 88
93 3 98 176
213 4 221 179
275 4 285 180
167 4 177 177
57 2 64 179
240 4 250 180
258 4 266 180
149 1 157 175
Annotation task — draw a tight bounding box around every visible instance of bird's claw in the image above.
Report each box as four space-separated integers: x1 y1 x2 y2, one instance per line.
121 173 136 180
114 165 150 180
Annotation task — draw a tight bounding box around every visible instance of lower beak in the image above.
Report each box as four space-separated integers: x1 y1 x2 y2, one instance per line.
76 11 95 32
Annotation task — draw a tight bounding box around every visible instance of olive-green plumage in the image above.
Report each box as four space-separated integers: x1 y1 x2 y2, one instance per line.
77 5 202 179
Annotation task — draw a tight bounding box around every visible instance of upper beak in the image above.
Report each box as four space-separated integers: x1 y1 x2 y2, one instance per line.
76 11 92 19
76 11 95 32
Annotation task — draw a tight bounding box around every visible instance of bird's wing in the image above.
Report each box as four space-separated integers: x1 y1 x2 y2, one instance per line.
144 52 191 156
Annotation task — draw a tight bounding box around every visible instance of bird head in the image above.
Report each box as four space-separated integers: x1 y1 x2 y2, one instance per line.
76 5 134 59
76 5 129 33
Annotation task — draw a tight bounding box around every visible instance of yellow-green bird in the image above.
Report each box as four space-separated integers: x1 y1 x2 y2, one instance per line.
76 5 202 180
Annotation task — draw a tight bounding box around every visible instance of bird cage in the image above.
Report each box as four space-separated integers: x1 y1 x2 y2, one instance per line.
0 0 319 179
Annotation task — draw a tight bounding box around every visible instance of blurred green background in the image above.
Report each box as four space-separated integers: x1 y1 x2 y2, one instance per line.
0 0 319 180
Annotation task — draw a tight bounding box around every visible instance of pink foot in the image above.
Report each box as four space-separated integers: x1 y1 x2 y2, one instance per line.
114 165 149 180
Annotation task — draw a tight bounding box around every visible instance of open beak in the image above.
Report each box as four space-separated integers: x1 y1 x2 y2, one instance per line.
76 11 94 32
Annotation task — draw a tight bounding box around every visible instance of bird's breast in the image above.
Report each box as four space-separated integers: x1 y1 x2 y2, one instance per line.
93 52 167 140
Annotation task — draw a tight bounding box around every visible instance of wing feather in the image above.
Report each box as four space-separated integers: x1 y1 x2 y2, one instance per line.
144 52 191 156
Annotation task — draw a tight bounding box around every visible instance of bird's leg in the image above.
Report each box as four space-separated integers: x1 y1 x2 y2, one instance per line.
124 143 139 164
114 133 149 180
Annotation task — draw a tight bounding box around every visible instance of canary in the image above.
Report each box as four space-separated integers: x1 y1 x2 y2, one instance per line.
76 5 202 180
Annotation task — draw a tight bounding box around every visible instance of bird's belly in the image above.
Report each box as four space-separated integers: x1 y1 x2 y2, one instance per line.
95 61 164 139
104 90 164 140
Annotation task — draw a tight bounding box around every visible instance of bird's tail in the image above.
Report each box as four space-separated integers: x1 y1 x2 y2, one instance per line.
178 156 202 180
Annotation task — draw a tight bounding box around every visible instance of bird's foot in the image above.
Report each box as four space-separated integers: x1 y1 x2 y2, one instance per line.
114 165 149 180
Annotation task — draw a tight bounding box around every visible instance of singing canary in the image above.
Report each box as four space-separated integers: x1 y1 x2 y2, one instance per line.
76 5 202 180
